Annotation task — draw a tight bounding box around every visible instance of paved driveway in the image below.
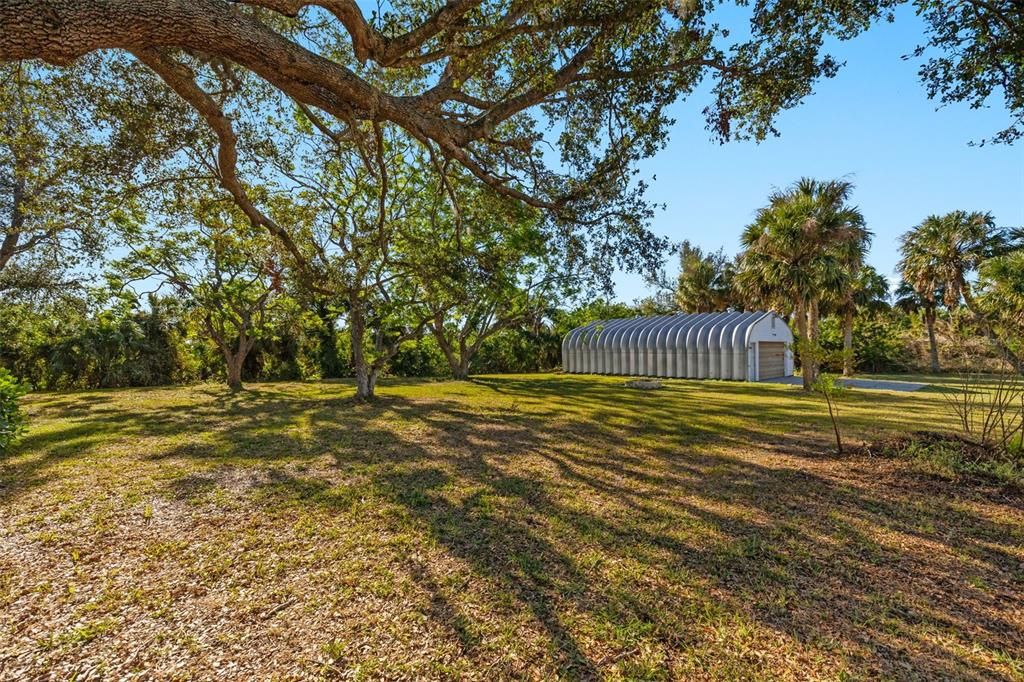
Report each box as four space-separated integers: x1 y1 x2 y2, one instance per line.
763 376 927 392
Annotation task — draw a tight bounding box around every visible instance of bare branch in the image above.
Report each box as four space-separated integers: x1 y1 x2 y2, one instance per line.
132 48 323 283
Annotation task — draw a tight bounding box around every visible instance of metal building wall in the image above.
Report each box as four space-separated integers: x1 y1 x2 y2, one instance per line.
562 311 794 382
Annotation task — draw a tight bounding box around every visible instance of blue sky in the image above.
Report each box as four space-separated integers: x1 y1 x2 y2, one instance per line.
612 6 1024 303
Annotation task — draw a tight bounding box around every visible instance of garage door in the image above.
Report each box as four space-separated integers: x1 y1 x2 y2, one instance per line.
758 342 786 380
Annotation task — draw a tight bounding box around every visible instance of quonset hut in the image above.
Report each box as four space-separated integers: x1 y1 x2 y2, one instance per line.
562 311 794 381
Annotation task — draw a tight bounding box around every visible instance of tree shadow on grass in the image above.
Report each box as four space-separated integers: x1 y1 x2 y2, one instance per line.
6 377 1023 679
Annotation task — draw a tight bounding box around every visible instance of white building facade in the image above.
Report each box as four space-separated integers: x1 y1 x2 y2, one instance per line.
562 311 794 382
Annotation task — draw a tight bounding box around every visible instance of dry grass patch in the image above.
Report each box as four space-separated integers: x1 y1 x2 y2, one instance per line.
1 375 1021 680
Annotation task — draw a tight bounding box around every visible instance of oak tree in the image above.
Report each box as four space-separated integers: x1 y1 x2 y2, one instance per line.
413 180 568 380
114 190 287 392
273 120 442 400
6 0 1005 279
1 61 116 296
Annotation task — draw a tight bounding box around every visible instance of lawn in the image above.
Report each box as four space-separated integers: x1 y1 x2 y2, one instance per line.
1 375 1022 680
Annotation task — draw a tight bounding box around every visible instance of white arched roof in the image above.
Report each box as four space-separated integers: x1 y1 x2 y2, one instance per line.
563 311 792 381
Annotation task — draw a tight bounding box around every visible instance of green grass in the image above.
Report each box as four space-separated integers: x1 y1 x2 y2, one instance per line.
1 374 1022 680
858 371 1011 390
888 434 1024 486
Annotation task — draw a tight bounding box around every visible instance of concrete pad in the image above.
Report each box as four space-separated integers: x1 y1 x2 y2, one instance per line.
762 376 927 392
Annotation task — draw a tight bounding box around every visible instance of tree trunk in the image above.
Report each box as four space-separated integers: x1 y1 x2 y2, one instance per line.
226 354 244 392
349 303 375 400
0 176 26 274
454 337 474 380
211 328 249 393
0 228 18 273
924 307 940 373
430 326 463 380
452 354 471 381
220 335 253 393
354 365 373 400
842 306 854 377
795 300 812 392
0 0 594 217
439 346 473 381
824 392 843 455
430 316 475 381
805 298 821 389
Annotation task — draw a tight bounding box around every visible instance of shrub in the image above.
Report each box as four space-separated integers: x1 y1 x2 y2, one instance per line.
871 355 1024 487
388 336 448 378
942 365 1024 456
819 314 910 373
476 327 562 374
0 368 29 453
886 432 1023 488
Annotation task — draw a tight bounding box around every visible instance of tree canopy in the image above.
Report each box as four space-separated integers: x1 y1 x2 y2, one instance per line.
0 1 1021 394
1 61 118 295
674 241 734 313
736 178 870 389
899 211 1023 372
0 0 1019 281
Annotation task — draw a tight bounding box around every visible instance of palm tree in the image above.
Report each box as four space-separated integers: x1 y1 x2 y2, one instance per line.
894 280 943 373
898 211 1022 373
829 265 889 376
675 241 734 313
976 251 1024 356
735 178 870 390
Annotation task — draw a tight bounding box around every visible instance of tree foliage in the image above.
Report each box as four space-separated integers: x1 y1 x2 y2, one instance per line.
0 61 116 296
899 211 1022 373
895 254 945 373
113 191 288 391
819 313 910 373
0 1 1020 398
823 263 888 375
735 178 870 389
674 241 735 313
976 249 1024 360
3 0 1016 289
912 0 1024 144
415 180 568 380
0 366 28 454
43 294 191 389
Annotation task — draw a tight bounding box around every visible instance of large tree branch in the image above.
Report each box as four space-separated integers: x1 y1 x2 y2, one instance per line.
470 37 601 135
132 48 315 273
0 0 750 250
0 0 689 213
234 0 482 65
0 1 669 152
371 0 482 66
0 0 461 140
